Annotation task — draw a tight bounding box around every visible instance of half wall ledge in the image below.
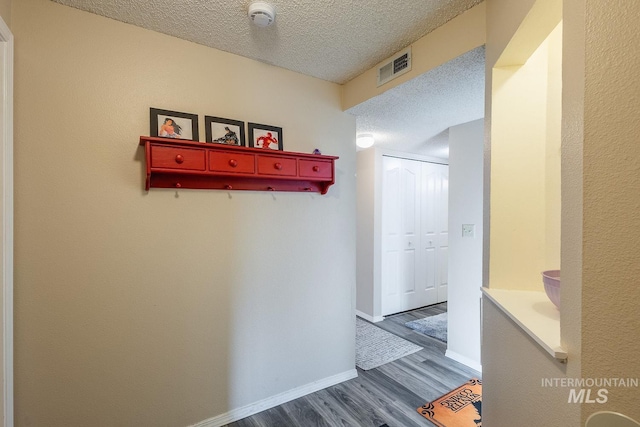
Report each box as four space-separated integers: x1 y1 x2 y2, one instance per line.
482 287 568 362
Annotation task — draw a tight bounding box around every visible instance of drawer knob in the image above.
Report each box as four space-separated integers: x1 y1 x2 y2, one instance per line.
267 186 275 191
312 165 320 172
225 184 233 190
274 162 283 170
229 159 238 167
175 182 182 188
304 187 312 191
175 154 184 164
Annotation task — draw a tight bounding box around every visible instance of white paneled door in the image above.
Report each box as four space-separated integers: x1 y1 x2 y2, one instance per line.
423 161 449 304
381 156 448 316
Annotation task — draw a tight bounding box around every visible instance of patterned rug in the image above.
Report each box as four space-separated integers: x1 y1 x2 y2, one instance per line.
417 379 482 426
405 312 447 342
355 317 422 370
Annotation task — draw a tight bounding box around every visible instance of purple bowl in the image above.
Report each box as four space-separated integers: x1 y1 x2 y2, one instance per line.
542 270 560 308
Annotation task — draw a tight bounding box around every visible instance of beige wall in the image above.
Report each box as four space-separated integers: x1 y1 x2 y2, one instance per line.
580 0 640 421
486 0 640 424
12 0 356 425
0 0 9 27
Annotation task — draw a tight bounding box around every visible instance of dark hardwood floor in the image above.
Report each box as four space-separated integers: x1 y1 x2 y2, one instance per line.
226 303 480 427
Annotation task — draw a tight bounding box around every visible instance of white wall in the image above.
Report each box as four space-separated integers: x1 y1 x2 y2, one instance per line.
13 0 357 425
446 119 483 371
356 148 376 318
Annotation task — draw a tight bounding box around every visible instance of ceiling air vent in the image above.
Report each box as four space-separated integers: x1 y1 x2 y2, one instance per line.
377 47 412 87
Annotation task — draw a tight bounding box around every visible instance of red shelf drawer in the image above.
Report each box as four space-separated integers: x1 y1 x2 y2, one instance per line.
257 155 297 176
299 159 332 179
210 152 255 174
151 145 206 171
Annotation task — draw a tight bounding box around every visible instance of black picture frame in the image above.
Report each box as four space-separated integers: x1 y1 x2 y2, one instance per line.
248 123 283 151
150 108 199 141
205 116 245 146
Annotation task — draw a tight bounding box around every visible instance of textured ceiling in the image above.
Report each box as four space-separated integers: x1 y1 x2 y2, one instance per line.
51 0 482 84
51 0 485 158
348 46 485 158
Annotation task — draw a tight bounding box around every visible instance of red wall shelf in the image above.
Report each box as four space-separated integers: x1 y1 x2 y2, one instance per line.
139 136 339 194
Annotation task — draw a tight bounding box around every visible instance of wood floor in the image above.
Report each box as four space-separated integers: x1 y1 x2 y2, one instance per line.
226 303 480 427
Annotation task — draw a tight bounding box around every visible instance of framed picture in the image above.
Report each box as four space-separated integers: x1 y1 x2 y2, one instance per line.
205 116 245 146
150 108 199 141
248 123 283 151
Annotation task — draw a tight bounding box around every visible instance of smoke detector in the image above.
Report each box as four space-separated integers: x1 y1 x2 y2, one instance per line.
248 2 276 27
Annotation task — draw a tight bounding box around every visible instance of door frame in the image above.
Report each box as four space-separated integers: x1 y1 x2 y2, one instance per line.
0 16 14 427
373 148 447 319
380 155 449 316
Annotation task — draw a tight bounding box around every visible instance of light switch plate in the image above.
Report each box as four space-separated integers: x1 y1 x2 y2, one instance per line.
462 224 475 238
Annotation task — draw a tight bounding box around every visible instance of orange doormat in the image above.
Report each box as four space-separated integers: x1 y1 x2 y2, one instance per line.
417 379 482 427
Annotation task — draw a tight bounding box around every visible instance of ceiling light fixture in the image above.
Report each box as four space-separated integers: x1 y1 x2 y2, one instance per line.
248 2 276 27
356 134 375 149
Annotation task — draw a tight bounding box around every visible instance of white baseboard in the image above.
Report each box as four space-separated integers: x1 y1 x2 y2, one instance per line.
355 310 384 323
445 349 482 374
189 369 358 427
